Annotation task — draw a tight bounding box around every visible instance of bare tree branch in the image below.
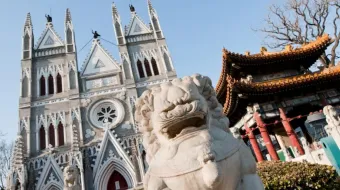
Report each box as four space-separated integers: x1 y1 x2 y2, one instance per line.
0 134 12 189
256 0 340 68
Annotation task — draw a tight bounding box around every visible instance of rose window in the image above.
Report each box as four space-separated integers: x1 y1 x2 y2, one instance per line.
97 105 116 123
88 99 125 129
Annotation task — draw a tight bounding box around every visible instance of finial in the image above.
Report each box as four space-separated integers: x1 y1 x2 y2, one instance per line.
45 14 52 23
129 4 135 12
25 12 32 27
65 8 72 23
148 0 154 11
92 30 101 39
112 2 118 13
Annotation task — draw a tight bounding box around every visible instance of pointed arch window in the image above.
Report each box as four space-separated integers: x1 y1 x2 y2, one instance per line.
40 76 46 96
58 122 64 146
22 76 28 97
48 74 54 95
56 73 62 93
151 57 159 76
66 28 73 44
69 69 76 89
152 17 160 31
115 22 123 37
39 125 46 150
137 60 145 78
144 59 153 77
48 124 55 147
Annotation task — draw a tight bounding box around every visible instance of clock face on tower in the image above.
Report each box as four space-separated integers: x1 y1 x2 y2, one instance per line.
88 99 125 129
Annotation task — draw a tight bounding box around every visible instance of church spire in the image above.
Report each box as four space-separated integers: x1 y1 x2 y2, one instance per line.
147 0 164 39
22 13 34 60
65 8 76 53
112 2 126 45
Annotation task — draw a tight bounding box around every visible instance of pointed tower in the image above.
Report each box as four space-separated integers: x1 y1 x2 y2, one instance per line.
65 8 76 53
148 0 163 39
112 3 126 45
23 13 34 60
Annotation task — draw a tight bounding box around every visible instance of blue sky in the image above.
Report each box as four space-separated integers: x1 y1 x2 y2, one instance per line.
0 0 276 141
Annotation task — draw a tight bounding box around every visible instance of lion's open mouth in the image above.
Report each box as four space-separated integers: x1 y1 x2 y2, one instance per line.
160 112 206 139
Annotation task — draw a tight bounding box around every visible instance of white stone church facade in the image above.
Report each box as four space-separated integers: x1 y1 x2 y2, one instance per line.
7 1 176 190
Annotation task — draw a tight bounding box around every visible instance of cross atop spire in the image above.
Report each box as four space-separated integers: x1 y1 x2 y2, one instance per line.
65 8 72 23
25 12 32 27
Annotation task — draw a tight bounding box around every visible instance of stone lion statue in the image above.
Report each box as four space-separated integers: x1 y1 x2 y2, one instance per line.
135 74 264 190
63 165 81 190
323 105 340 128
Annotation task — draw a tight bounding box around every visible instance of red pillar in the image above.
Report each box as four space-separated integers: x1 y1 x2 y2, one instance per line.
254 112 279 160
278 108 305 155
245 123 264 162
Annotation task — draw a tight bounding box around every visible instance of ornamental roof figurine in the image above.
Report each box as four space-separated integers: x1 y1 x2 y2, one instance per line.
129 4 135 12
45 14 52 23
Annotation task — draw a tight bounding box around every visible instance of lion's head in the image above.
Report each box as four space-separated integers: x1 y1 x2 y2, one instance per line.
135 74 230 163
63 165 79 187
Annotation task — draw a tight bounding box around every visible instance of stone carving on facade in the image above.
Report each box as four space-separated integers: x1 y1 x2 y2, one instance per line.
81 99 91 107
114 91 126 100
85 129 96 139
135 74 264 190
63 165 81 190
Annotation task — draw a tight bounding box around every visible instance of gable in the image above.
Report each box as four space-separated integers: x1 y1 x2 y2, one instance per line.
126 15 151 36
81 42 121 76
36 28 64 49
36 156 63 190
93 129 134 177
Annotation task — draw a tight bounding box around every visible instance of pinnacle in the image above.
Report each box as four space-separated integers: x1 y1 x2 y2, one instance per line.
112 2 118 12
25 12 32 27
65 8 72 23
148 0 154 10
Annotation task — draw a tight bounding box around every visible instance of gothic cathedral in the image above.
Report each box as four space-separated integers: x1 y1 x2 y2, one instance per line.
8 1 176 190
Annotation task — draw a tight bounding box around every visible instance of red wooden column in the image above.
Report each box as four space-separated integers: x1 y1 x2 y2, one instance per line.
278 108 305 155
245 123 264 162
254 112 279 160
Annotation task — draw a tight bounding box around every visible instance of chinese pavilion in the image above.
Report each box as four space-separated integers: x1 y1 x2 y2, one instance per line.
215 34 340 162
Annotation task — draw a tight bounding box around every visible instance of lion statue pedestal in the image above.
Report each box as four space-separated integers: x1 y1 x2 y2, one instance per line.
135 74 264 190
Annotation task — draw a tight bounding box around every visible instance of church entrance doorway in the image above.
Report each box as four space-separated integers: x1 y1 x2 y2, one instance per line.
107 171 128 190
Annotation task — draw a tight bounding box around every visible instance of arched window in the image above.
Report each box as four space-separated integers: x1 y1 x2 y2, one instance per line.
69 69 76 89
22 76 28 97
151 57 159 75
115 22 123 37
58 122 64 146
40 76 46 96
144 59 152 77
39 126 46 150
137 60 145 78
163 53 172 72
48 74 54 95
49 124 55 147
66 28 73 44
152 17 160 31
56 73 62 93
24 34 30 50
